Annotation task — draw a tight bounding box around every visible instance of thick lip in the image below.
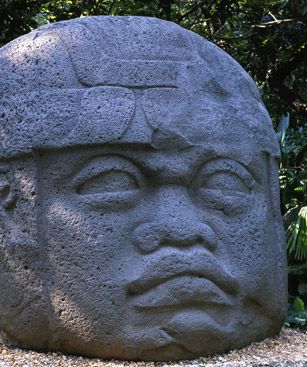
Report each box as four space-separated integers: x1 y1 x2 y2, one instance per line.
130 276 234 309
127 249 238 298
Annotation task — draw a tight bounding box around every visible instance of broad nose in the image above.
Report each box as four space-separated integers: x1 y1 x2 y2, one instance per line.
132 185 217 254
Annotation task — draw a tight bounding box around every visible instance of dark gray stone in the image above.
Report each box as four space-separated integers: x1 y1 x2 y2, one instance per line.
0 16 287 361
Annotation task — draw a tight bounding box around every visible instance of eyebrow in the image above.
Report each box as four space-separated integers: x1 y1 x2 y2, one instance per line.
39 142 263 185
72 153 258 186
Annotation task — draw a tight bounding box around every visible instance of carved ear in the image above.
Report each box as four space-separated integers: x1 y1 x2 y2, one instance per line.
0 178 16 212
0 172 20 244
0 170 39 269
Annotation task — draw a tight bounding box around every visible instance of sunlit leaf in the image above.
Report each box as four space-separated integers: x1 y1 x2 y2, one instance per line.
294 296 305 312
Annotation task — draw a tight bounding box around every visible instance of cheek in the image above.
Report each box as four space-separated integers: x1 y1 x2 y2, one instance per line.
41 199 134 333
210 196 278 273
42 198 139 277
43 199 96 270
207 197 287 318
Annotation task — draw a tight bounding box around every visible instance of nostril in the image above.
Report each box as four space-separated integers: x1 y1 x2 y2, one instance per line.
132 223 161 254
196 236 205 246
195 235 215 252
198 224 217 252
196 235 203 244
133 221 217 254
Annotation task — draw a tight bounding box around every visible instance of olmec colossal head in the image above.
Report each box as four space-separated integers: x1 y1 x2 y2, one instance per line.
0 16 287 361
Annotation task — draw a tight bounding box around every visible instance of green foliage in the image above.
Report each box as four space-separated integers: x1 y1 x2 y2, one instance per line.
288 263 307 275
279 119 307 213
0 0 43 46
288 265 307 329
287 206 307 261
279 113 307 330
294 295 305 312
286 296 307 328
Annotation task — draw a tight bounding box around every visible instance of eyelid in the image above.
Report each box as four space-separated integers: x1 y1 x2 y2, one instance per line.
70 155 144 189
77 190 139 211
196 158 256 190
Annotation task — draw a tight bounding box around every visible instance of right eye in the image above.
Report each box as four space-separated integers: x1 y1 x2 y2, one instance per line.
72 155 144 211
77 170 139 195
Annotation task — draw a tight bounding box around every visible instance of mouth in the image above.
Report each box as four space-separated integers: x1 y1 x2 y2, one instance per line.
127 249 238 309
129 275 234 309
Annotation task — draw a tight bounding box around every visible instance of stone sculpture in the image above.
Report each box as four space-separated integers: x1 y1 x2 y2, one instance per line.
0 16 287 361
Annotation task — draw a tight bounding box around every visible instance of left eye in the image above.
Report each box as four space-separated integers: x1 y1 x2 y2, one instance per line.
77 170 139 195
191 159 255 215
204 171 250 194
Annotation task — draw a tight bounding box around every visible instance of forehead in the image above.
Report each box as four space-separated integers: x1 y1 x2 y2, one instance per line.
36 143 265 184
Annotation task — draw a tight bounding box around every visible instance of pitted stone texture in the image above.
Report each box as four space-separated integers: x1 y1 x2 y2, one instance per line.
0 16 287 361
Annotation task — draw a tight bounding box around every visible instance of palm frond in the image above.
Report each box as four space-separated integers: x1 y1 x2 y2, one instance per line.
287 206 307 261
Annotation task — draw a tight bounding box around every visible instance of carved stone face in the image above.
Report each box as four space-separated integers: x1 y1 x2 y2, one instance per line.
0 16 287 361
33 83 287 359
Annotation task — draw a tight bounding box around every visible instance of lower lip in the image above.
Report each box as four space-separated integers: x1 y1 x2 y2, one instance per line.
130 276 233 309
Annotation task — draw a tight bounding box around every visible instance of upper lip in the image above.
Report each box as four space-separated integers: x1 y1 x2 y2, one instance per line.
127 249 238 296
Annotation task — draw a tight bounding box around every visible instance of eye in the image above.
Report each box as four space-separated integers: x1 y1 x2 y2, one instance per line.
194 158 255 194
77 170 139 195
204 171 250 194
71 155 144 211
192 158 255 215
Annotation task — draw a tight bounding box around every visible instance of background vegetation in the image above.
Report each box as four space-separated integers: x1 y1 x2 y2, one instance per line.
0 0 306 328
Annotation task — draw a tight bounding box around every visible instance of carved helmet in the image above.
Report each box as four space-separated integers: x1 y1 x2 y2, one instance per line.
0 16 279 158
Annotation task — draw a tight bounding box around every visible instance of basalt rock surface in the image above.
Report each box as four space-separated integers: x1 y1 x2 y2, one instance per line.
0 16 287 361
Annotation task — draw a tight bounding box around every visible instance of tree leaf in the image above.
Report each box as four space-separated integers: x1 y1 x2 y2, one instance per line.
294 296 305 312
